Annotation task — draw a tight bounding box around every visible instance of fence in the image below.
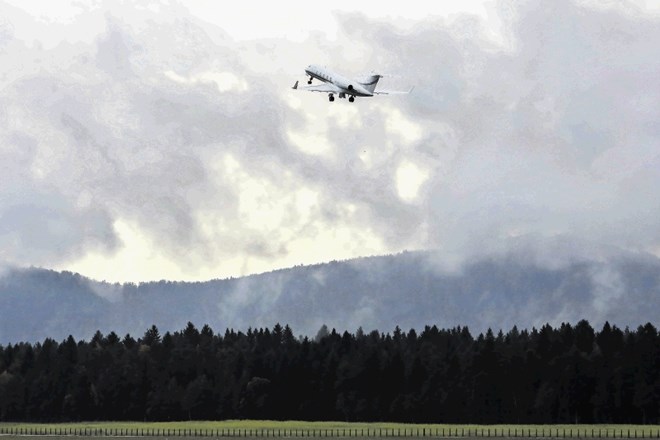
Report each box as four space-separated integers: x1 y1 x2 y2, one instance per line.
0 427 659 438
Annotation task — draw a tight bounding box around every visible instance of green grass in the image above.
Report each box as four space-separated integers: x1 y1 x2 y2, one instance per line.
0 421 659 437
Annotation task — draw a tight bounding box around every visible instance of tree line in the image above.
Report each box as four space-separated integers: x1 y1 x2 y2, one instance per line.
0 320 658 423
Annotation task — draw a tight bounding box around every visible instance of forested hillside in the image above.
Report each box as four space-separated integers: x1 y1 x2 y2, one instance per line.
2 250 660 343
1 321 658 423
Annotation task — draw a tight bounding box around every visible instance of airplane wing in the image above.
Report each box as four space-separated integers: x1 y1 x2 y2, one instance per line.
292 81 340 93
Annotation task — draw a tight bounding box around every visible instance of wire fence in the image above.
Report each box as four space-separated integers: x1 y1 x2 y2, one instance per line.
0 427 659 438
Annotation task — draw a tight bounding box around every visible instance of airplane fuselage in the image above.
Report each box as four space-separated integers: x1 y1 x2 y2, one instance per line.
305 64 373 97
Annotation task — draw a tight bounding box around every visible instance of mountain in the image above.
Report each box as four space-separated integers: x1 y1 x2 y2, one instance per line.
1 250 659 343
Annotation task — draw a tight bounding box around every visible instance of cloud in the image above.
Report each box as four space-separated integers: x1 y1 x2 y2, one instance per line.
1 6 299 278
0 0 659 282
336 0 660 261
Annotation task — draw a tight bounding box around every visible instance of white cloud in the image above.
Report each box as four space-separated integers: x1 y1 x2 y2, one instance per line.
395 161 429 203
183 0 498 42
61 218 190 282
384 107 423 145
1 0 659 282
164 70 248 92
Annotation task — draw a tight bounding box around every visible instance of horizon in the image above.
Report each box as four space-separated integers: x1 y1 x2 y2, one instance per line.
3 244 659 344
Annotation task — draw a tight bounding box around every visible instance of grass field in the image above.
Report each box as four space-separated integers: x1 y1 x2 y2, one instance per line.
0 421 659 438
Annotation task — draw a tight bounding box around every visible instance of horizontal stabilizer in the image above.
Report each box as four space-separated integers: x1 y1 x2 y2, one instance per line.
374 86 414 95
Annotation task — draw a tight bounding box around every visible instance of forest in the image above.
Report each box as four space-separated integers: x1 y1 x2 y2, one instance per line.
0 320 658 424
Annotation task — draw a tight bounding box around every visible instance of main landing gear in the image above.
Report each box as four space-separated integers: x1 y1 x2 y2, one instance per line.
328 94 355 103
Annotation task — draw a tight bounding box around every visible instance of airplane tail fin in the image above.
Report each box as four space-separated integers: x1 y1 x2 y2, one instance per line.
358 73 382 93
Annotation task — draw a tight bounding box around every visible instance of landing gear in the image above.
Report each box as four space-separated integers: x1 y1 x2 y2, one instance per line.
349 96 355 103
328 94 335 102
308 76 313 84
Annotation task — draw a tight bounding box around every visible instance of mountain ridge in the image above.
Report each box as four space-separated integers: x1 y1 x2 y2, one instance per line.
1 249 659 343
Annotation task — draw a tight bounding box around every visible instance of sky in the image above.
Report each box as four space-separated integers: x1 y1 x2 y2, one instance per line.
0 0 659 283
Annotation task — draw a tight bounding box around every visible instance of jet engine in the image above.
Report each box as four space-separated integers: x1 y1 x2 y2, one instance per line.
330 76 371 96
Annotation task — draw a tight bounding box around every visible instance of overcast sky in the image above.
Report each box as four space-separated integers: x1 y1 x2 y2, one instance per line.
1 0 659 282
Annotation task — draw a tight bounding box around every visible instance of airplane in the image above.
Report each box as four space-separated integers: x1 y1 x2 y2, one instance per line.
292 64 412 102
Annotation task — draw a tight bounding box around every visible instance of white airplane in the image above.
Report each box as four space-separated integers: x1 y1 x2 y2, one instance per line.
292 64 412 102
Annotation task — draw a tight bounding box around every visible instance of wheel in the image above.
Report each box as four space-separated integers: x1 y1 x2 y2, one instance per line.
308 80 312 84
349 96 355 102
329 96 335 102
